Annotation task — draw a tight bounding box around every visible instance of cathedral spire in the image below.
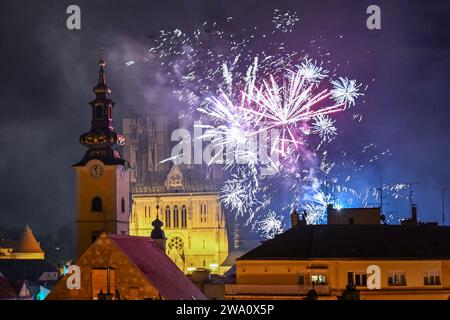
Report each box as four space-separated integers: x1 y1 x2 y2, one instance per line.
74 49 127 167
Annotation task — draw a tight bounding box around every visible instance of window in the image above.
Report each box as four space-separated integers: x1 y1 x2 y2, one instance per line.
165 206 171 227
92 268 116 300
121 198 125 213
144 206 147 219
200 204 207 222
91 197 102 212
347 272 367 286
173 206 179 228
388 271 407 286
311 274 327 285
298 273 305 285
181 206 187 228
424 270 441 286
95 106 103 119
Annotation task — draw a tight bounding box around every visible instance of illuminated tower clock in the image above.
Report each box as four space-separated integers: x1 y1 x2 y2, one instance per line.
73 49 130 258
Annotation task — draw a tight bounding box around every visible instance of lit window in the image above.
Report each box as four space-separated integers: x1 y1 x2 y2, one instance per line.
388 271 407 286
92 268 116 300
200 204 207 223
165 206 171 227
311 274 327 285
173 206 179 228
424 270 441 286
181 206 187 228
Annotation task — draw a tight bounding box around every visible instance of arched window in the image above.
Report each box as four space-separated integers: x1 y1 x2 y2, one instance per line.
181 206 187 228
95 106 103 119
173 206 179 228
91 197 102 212
165 206 171 228
121 197 126 213
200 204 207 223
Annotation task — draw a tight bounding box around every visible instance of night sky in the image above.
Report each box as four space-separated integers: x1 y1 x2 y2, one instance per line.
0 0 449 235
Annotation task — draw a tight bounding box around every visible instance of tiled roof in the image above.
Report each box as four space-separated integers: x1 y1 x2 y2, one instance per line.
17 225 44 254
239 224 450 260
109 235 206 300
131 166 221 194
0 259 58 282
0 275 16 299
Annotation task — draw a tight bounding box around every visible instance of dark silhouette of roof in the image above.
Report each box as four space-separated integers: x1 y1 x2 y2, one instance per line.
238 224 450 260
0 259 58 282
109 235 206 300
0 275 16 299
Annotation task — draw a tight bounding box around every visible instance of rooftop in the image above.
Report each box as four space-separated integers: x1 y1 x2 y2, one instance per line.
239 224 450 260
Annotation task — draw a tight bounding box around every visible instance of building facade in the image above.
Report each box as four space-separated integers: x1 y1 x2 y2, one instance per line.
129 164 229 274
74 51 130 258
226 224 450 300
122 115 230 275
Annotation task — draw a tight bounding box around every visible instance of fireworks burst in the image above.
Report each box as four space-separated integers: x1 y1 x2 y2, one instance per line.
331 77 363 108
257 211 284 239
311 114 337 141
272 9 300 33
124 10 387 239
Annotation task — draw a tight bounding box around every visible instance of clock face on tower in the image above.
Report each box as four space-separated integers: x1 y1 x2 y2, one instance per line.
89 163 104 179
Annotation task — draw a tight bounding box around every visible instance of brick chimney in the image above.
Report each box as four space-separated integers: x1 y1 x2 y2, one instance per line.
290 209 300 228
411 204 418 223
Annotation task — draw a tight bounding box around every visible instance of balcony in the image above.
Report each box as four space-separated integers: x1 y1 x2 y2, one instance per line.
225 284 330 297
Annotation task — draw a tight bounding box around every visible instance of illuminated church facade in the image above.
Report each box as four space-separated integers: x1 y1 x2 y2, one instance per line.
122 118 229 274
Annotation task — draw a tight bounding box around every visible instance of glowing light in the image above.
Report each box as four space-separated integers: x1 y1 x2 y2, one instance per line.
331 77 363 108
311 114 337 141
257 211 284 239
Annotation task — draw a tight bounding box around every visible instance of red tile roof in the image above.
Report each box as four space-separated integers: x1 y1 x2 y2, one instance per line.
108 235 206 300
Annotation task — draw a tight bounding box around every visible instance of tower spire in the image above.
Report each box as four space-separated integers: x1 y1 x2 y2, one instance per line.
98 48 106 85
74 50 127 167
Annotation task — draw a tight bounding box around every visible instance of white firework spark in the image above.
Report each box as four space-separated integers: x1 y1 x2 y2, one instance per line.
272 9 300 33
297 58 328 84
331 77 363 108
219 168 260 220
257 211 284 239
311 114 337 141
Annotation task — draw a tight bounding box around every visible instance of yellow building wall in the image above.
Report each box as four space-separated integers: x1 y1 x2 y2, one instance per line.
130 193 229 274
75 160 130 258
231 259 450 300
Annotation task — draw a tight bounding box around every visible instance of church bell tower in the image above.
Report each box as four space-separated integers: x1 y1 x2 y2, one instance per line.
74 50 130 258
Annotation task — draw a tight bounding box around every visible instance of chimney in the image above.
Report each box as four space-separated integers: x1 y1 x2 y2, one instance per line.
290 209 300 228
411 205 418 223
